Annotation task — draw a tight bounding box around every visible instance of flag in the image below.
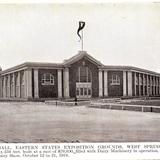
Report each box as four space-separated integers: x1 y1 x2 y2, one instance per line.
77 21 85 40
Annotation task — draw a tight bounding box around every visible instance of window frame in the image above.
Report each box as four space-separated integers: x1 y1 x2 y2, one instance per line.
41 73 54 86
111 74 120 85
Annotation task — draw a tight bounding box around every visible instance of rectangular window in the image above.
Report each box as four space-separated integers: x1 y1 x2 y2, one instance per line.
111 74 120 85
88 88 91 95
80 88 83 95
84 88 87 95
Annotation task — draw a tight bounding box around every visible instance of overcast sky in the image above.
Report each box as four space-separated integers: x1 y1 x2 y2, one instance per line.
0 3 160 72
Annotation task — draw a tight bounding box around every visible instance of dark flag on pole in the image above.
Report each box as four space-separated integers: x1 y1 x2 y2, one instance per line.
77 21 85 40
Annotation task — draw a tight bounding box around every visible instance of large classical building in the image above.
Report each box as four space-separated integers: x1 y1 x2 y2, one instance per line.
0 51 160 100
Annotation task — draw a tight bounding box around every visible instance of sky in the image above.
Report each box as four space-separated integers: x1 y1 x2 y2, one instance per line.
0 3 160 72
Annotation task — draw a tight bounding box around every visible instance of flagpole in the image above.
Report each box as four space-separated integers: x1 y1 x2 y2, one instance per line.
81 29 83 51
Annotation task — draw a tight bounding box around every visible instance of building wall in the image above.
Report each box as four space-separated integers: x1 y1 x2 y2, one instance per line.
38 69 58 98
69 57 99 98
1 59 160 100
108 71 123 97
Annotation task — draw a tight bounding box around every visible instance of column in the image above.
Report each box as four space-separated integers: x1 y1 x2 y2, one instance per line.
104 70 108 97
156 77 158 95
150 76 152 95
157 77 159 95
63 68 70 98
12 73 16 97
3 76 6 98
143 74 145 96
153 76 155 95
0 76 2 98
17 72 21 98
123 71 127 96
58 69 62 98
154 77 156 95
146 74 149 96
134 72 137 96
34 69 39 98
128 71 132 96
24 69 32 99
98 69 103 97
139 73 141 96
7 75 11 98
155 77 157 95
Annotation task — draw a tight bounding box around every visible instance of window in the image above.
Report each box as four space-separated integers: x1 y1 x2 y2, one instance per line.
84 88 87 95
77 66 92 82
88 88 91 95
111 74 120 85
41 73 54 85
80 88 83 95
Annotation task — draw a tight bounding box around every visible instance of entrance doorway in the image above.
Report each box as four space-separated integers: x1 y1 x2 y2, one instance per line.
76 65 92 99
76 82 92 98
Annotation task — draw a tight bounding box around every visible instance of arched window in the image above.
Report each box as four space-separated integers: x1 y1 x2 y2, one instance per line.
111 74 120 85
41 73 54 85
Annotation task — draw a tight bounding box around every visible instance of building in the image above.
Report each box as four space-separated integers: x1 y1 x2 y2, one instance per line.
0 51 160 101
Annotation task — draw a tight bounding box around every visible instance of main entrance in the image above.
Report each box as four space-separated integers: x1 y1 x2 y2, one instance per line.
76 65 92 99
76 83 92 98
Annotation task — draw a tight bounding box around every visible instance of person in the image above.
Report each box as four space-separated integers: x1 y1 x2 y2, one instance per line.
75 97 78 106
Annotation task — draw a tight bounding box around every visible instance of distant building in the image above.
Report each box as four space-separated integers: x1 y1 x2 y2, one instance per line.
0 51 160 100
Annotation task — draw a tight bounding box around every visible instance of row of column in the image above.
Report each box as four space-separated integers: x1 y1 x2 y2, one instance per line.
98 69 160 97
0 68 70 99
1 68 159 99
123 71 132 97
99 69 108 97
57 67 70 99
1 68 39 99
123 71 160 97
134 72 160 96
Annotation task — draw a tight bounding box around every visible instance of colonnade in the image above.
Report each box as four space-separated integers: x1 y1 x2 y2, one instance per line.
0 67 70 99
98 69 160 97
1 67 160 99
133 72 160 97
0 69 33 99
123 71 160 97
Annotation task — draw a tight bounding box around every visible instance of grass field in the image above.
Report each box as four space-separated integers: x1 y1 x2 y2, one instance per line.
0 102 160 143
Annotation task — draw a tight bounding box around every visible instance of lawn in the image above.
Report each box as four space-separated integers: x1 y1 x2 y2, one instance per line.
0 102 160 143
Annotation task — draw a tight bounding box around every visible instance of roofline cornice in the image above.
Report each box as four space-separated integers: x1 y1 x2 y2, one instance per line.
1 62 63 75
103 65 160 76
